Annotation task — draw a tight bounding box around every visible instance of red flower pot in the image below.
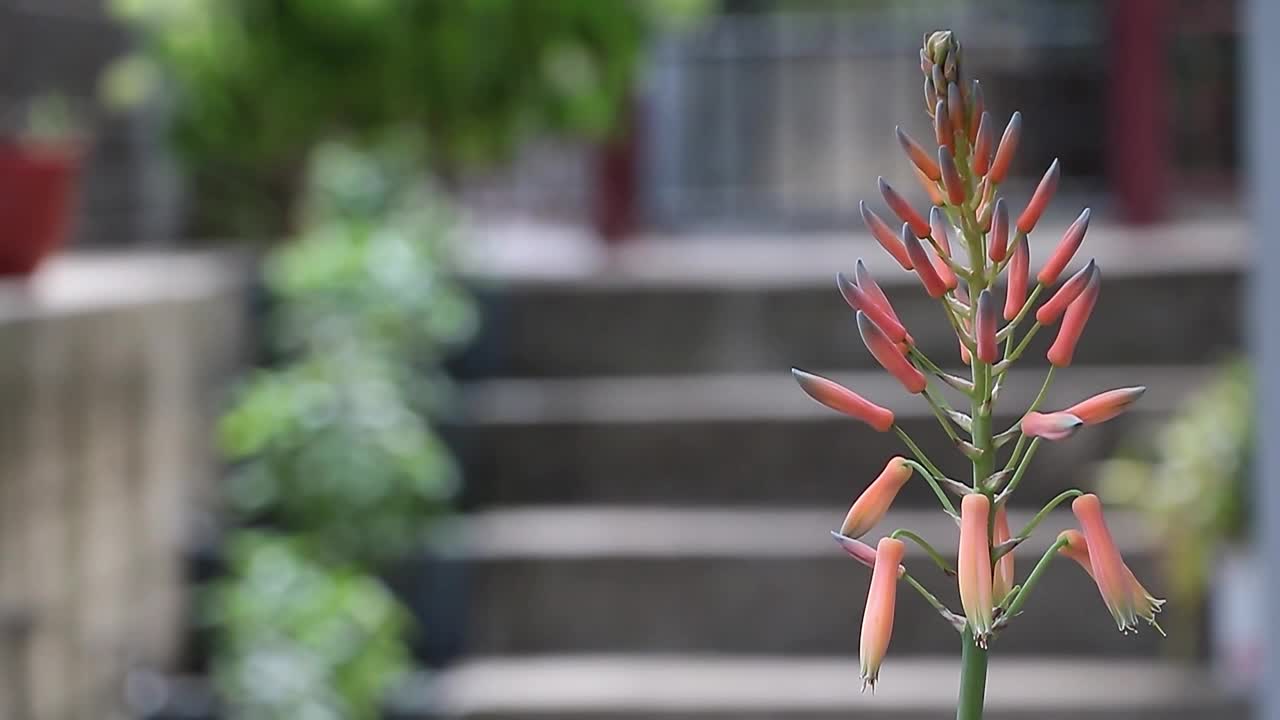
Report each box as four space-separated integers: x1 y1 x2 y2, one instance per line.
0 141 81 276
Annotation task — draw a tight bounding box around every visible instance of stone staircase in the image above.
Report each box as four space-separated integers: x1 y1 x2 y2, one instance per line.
420 223 1248 719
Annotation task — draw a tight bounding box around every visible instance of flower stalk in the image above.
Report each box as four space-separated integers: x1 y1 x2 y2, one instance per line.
788 29 1163 720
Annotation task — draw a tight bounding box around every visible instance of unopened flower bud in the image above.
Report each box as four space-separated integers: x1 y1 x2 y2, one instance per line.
958 494 994 645
972 112 992 176
1003 232 1029 320
1047 266 1101 367
838 272 909 344
860 201 914 270
860 536 906 690
897 126 941 181
1016 159 1061 234
976 289 999 364
1037 208 1092 285
840 456 913 538
879 177 931 238
988 198 1009 262
859 311 927 394
1020 411 1085 441
791 368 895 432
1036 259 1096 325
939 147 965 205
989 112 1022 184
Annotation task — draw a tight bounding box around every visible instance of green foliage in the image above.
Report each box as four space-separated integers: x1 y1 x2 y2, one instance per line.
109 0 704 235
211 143 474 717
208 532 412 720
1099 358 1253 644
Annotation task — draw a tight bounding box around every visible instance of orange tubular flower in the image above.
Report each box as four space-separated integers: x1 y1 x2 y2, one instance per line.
1019 411 1084 441
939 147 965 205
912 165 947 207
897 126 941 181
858 312 927 394
958 494 995 645
1036 209 1092 285
935 99 954 152
988 111 1022 184
903 225 949 299
832 531 906 577
860 537 906 690
860 201 915 271
879 177 931 238
1058 529 1165 631
947 82 966 139
1035 259 1096 325
975 289 999 364
791 368 895 432
972 111 992 176
1063 386 1147 425
840 456 914 538
1003 232 1029 320
988 197 1009 262
1047 266 1101 367
1070 496 1166 633
838 272 909 344
854 260 912 347
993 507 1015 602
968 80 984 143
1015 159 1061 234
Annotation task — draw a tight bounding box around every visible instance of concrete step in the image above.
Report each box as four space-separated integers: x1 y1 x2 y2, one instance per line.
454 507 1172 657
402 655 1244 720
458 365 1209 508
465 222 1243 378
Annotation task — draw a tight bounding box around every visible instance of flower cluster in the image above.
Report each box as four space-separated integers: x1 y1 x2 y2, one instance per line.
791 30 1163 697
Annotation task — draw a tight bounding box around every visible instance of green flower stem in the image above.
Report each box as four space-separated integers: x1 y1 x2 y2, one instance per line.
899 458 960 519
903 572 966 632
894 426 947 487
956 628 990 720
923 389 963 443
891 528 957 576
995 283 1044 341
997 322 1043 371
998 537 1069 625
996 437 1042 502
1012 489 1083 537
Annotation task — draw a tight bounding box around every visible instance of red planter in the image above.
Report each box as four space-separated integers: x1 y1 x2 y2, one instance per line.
0 141 81 276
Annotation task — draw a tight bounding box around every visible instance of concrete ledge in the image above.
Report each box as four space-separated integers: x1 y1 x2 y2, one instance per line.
412 655 1241 720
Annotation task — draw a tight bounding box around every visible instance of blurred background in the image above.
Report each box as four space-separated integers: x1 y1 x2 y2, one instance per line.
0 0 1259 718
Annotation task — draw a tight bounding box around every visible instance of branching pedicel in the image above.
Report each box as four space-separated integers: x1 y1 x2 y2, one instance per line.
791 31 1165 720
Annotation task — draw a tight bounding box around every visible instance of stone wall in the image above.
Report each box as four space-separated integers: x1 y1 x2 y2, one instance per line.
0 253 247 719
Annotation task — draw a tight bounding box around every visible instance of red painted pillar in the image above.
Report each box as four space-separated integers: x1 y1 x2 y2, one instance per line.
592 98 640 244
1108 0 1170 224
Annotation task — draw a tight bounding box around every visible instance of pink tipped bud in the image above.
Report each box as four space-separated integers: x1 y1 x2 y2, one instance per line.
840 456 913 538
879 177 931 238
931 62 946 96
958 494 995 644
988 111 1022 184
896 126 941 181
860 201 914 270
838 272 909 344
939 147 965 205
1003 232 1029 320
975 289 999 364
833 531 907 576
1063 386 1147 425
935 99 954 153
1037 208 1092 285
791 368 895 432
947 82 966 140
1072 494 1164 633
854 259 907 333
968 80 984 143
860 536 905 690
924 75 938 115
929 206 953 256
988 198 1009 262
1020 411 1084 441
972 112 993 176
1047 266 1101 367
858 311 927 394
1036 259 1096 325
912 165 947 207
1016 159 1061 234
993 507 1015 602
902 225 949 299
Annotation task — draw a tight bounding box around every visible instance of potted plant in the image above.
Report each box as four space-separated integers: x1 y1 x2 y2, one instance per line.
1098 359 1254 689
0 95 84 276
